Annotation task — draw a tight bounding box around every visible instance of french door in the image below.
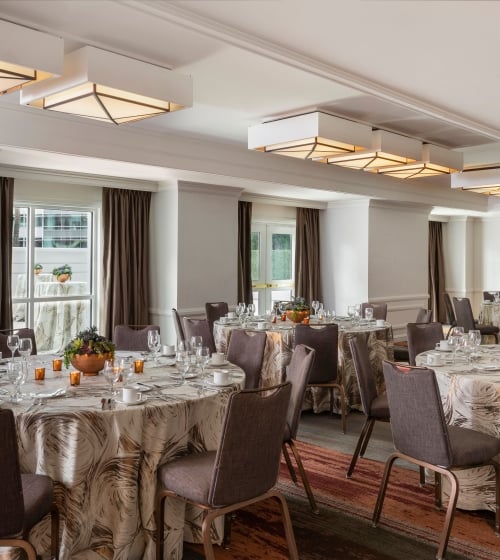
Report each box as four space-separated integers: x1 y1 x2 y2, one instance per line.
251 223 295 314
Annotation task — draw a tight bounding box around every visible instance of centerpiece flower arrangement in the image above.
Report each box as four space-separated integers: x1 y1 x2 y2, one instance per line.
63 326 115 375
286 296 310 323
34 263 43 275
52 264 72 282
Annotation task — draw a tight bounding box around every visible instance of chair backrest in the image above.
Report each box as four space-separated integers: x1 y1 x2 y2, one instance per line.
205 302 229 333
415 308 432 323
361 302 387 320
183 317 216 354
349 335 379 417
172 308 186 345
443 293 456 326
0 328 37 357
406 322 443 366
382 361 453 467
284 344 316 440
226 330 267 389
483 291 495 302
0 409 24 537
294 324 338 384
452 297 476 332
113 324 160 351
208 382 292 506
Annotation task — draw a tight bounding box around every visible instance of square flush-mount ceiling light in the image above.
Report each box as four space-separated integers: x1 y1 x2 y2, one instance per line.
21 46 193 124
248 111 372 160
0 19 63 94
326 129 422 171
451 167 500 196
377 143 463 178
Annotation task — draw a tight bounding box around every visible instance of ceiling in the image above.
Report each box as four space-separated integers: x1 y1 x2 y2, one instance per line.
1 0 500 207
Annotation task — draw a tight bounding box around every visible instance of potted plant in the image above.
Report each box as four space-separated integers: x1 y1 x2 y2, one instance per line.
34 263 43 275
64 326 115 376
52 264 72 282
286 297 310 323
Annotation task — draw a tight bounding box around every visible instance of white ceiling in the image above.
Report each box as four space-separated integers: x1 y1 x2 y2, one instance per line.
0 0 500 207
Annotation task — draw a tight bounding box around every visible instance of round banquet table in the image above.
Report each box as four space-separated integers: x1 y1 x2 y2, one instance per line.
416 346 500 513
0 353 245 560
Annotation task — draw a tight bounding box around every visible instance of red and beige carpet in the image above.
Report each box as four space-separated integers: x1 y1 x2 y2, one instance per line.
184 440 499 559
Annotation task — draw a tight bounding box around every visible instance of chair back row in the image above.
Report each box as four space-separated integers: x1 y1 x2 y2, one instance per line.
113 324 160 351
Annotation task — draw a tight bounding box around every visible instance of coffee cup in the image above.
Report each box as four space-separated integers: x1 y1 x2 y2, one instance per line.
219 317 228 324
227 312 236 319
211 352 225 365
122 387 143 404
436 340 449 351
213 370 229 385
376 319 385 327
257 322 267 330
426 352 443 366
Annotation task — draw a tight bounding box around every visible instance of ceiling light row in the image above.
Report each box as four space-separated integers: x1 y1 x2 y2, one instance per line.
248 111 463 179
0 19 192 124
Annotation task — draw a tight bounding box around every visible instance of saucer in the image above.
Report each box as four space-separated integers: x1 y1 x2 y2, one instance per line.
116 397 146 406
208 359 229 367
206 378 233 387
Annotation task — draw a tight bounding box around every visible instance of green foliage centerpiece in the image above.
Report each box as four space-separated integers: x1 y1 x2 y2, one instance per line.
286 296 310 323
64 326 115 376
52 264 72 282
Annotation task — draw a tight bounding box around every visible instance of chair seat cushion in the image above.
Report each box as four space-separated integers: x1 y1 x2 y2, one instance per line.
476 323 500 334
393 346 409 362
448 425 500 467
157 451 216 505
21 474 54 535
370 392 390 419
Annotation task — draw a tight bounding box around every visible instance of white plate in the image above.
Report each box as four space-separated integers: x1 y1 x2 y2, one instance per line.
206 378 234 387
435 347 452 352
168 372 198 379
208 359 229 367
116 398 146 406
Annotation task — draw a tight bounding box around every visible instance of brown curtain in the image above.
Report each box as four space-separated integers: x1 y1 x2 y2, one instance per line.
101 188 152 340
295 207 321 305
428 220 446 323
237 201 253 304
0 177 14 330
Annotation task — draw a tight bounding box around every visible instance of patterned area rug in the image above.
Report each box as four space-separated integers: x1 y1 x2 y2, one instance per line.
184 441 499 559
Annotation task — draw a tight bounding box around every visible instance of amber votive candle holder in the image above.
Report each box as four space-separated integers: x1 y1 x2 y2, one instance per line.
281 313 287 322
34 367 45 381
69 371 81 386
134 359 144 374
52 358 63 371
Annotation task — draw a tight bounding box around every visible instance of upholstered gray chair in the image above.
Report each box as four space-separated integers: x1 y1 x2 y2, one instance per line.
361 302 388 321
415 308 432 323
483 291 496 302
205 302 229 333
113 324 160 351
0 328 38 357
226 329 267 389
294 324 346 433
374 361 500 560
282 344 317 513
453 296 499 343
155 383 298 560
443 293 457 338
346 336 390 478
171 308 186 345
406 322 444 366
393 308 432 363
183 317 216 354
0 409 59 560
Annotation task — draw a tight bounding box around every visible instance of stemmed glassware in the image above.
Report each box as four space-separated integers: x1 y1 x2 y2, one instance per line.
147 330 161 365
7 361 26 402
247 303 255 316
178 352 190 384
190 336 202 352
18 338 32 365
196 346 211 393
312 300 319 317
469 329 481 358
236 303 246 318
447 334 460 363
7 334 19 362
103 359 120 395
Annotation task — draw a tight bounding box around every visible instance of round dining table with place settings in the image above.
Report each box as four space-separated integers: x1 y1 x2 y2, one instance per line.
416 346 500 513
0 353 245 560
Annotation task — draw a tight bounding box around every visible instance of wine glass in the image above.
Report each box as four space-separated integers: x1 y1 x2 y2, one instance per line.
447 335 460 363
103 360 120 395
236 302 246 317
7 335 19 362
190 336 202 352
312 300 319 317
179 353 190 385
196 346 211 393
147 330 161 365
7 361 26 402
18 338 32 365
364 307 374 321
247 303 255 316
469 329 482 357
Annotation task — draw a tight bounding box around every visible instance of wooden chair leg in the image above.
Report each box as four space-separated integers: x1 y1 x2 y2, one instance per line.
286 439 319 514
272 493 300 560
282 443 298 484
346 418 375 478
50 503 59 560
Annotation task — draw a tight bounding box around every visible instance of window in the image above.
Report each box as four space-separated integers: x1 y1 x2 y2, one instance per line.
12 206 96 354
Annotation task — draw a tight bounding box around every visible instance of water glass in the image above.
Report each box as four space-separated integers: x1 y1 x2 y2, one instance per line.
7 335 19 362
364 307 374 321
148 330 161 364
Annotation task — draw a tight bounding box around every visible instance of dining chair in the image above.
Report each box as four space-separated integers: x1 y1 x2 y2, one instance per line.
281 344 318 513
393 308 432 363
406 322 444 366
360 302 387 321
294 323 346 433
482 291 496 302
374 361 500 560
443 293 457 338
113 324 160 351
453 296 499 343
205 302 229 334
171 308 186 345
226 329 267 389
0 408 60 560
155 382 299 560
0 327 38 357
183 317 216 354
346 336 390 478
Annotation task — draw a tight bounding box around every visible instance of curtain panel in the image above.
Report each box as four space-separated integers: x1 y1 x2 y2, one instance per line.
0 177 14 330
101 188 152 340
428 221 446 323
295 207 321 305
237 201 253 304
